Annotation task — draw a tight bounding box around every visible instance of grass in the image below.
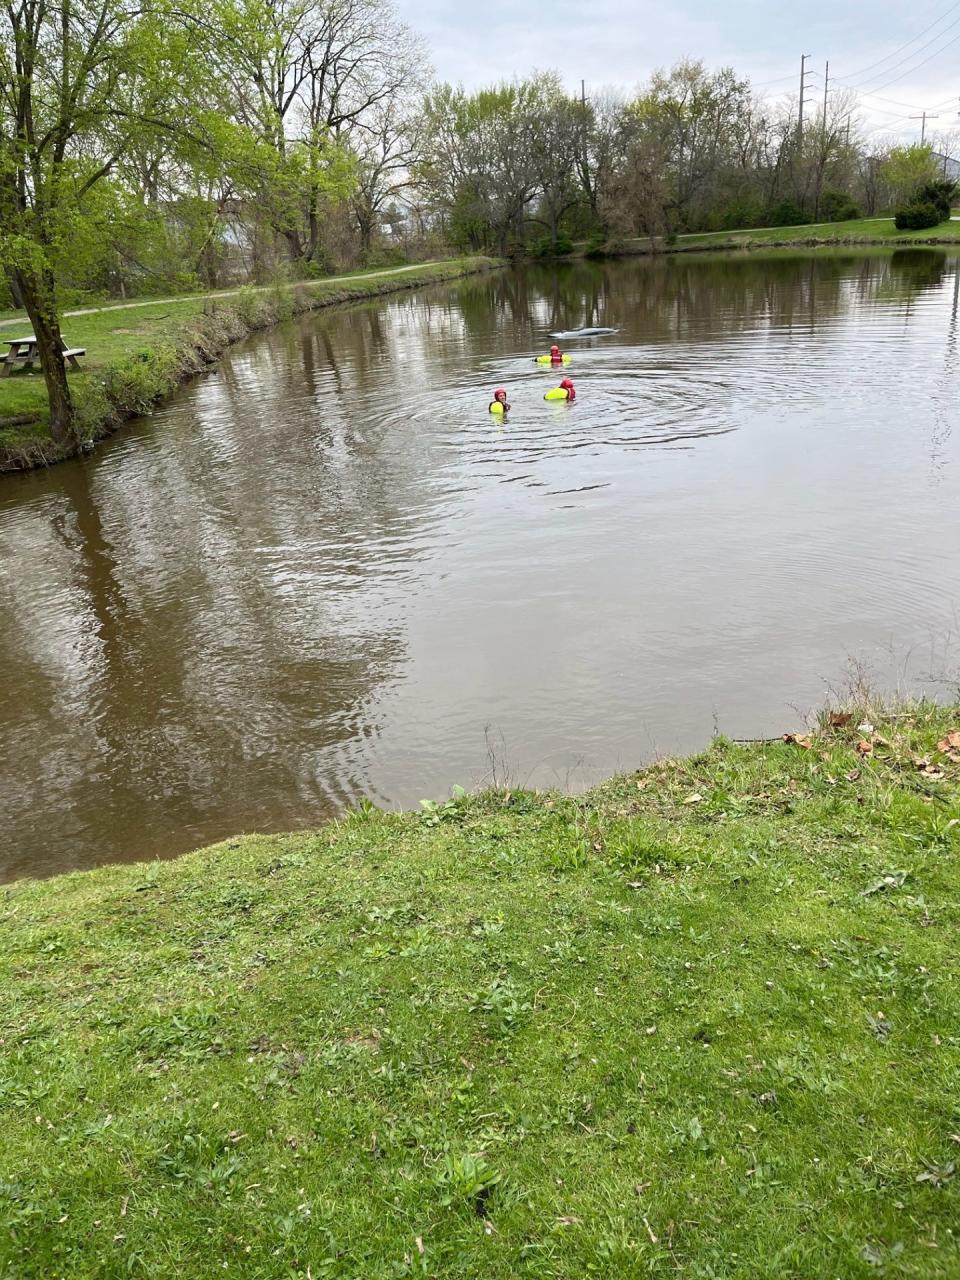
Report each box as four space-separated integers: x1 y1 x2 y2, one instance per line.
1 702 959 1277
674 216 960 249
0 258 501 470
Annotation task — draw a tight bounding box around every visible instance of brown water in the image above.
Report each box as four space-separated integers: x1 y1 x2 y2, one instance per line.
2 252 960 882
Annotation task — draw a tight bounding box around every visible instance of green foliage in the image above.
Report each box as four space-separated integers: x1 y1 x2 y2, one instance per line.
894 201 941 231
532 233 574 257
628 61 753 228
435 1154 504 1211
421 74 574 256
819 190 862 222
583 231 609 258
915 180 957 222
764 199 811 227
714 200 766 230
879 145 940 208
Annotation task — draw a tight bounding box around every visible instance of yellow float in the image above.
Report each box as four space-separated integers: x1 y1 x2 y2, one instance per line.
544 378 576 401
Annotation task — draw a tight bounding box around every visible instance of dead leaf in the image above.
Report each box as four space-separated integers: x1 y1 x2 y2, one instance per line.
683 793 703 805
783 733 812 749
829 711 852 728
415 1237 425 1257
856 739 873 756
555 1216 581 1227
936 731 960 753
846 768 861 782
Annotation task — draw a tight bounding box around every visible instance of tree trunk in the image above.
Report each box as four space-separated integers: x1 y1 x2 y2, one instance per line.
200 235 219 290
357 206 374 259
282 226 304 265
15 266 76 448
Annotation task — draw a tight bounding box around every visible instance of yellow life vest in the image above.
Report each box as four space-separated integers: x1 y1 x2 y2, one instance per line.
544 387 571 401
535 353 571 364
489 400 506 414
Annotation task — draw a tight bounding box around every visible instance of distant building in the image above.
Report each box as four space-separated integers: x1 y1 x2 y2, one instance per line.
931 152 960 181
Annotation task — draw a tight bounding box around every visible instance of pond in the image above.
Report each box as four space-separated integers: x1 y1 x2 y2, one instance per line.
2 250 959 881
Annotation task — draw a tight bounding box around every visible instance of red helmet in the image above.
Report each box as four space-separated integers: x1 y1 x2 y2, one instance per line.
560 378 574 390
494 387 507 401
550 344 560 354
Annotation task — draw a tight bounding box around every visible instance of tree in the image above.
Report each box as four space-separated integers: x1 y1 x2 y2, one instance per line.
628 60 752 230
420 79 545 254
528 76 582 248
214 0 422 267
879 145 940 210
349 88 427 259
0 0 216 443
574 88 626 232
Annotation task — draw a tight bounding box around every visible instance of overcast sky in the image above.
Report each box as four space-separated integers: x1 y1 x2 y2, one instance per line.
402 0 960 145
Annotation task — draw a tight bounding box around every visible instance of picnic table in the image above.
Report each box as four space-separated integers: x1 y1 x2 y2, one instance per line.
1 335 85 375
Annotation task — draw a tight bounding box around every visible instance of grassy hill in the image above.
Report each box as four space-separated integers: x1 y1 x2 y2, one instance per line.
1 703 958 1276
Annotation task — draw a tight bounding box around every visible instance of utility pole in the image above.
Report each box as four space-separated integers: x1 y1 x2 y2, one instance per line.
909 110 939 143
798 53 812 144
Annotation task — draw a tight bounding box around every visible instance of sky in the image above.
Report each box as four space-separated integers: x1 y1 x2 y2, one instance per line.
401 0 960 146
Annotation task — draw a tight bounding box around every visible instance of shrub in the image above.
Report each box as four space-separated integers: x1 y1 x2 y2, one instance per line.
532 233 574 258
915 180 956 222
819 190 862 222
894 201 941 231
716 201 765 230
763 200 810 228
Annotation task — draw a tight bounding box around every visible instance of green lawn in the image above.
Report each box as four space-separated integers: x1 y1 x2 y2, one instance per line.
0 299 209 460
676 216 960 248
1 703 958 1277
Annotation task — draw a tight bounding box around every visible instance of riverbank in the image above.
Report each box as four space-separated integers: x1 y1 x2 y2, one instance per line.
0 258 502 473
2 702 958 1277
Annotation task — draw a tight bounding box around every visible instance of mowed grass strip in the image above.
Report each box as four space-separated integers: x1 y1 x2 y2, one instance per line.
0 705 958 1278
675 216 960 248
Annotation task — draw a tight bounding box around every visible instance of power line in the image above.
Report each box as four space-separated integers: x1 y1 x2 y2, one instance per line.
752 71 804 88
852 89 953 111
837 15 960 93
862 28 960 93
839 2 960 81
